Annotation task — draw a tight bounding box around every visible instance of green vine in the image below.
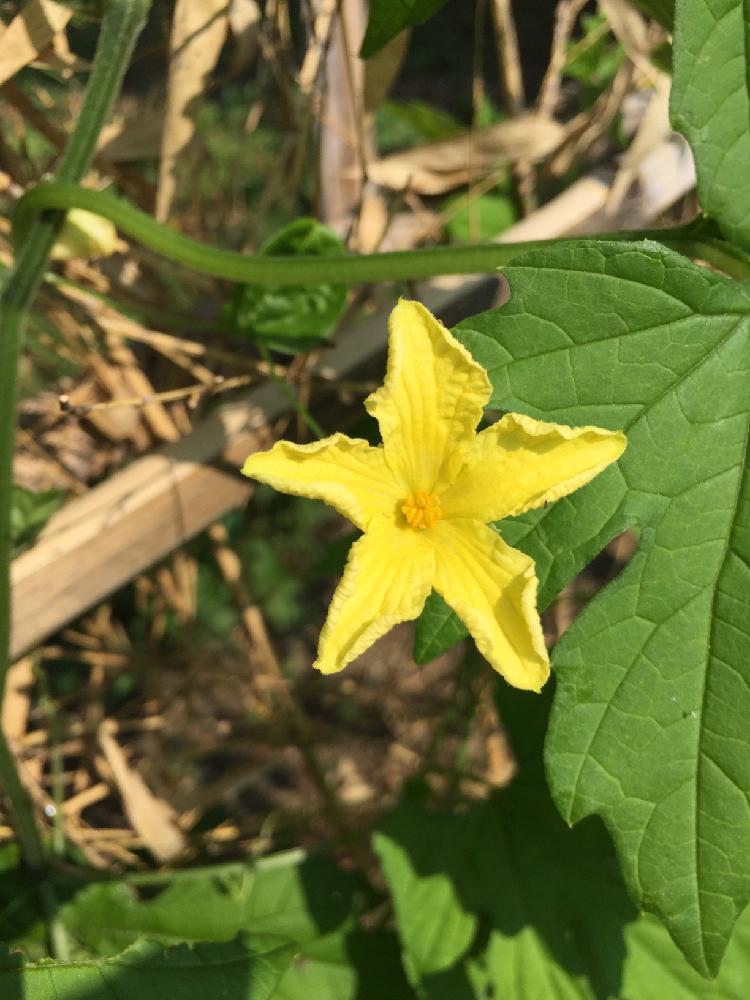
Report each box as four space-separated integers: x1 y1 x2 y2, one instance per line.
15 181 750 284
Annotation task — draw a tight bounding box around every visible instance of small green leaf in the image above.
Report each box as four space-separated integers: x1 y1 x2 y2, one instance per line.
413 591 467 665
671 0 750 248
0 936 295 999
360 0 451 59
442 191 517 243
446 240 750 976
565 13 625 91
224 219 347 354
374 810 477 977
11 485 65 557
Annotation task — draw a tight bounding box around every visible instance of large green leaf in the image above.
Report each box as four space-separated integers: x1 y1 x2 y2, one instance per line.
374 683 750 998
0 936 295 999
671 0 750 248
360 0 451 59
56 850 412 999
621 915 750 999
435 241 750 976
60 851 358 954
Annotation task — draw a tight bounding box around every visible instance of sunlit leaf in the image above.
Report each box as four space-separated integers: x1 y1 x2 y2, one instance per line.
0 936 295 999
423 240 750 977
55 850 412 999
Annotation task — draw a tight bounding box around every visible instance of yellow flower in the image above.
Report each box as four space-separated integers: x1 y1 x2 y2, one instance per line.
242 300 626 691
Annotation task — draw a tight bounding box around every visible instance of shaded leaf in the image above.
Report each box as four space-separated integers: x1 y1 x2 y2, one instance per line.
0 845 49 959
360 0 450 59
273 927 414 1000
11 485 64 558
224 219 347 354
58 850 412 999
375 684 750 998
622 914 750 999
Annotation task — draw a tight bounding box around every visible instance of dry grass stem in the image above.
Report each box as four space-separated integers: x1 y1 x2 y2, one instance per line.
490 0 525 115
538 0 590 117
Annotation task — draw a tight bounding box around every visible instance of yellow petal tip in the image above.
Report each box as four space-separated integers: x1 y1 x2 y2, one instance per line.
312 656 340 676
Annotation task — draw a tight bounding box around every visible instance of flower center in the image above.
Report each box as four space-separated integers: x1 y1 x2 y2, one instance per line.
402 491 442 530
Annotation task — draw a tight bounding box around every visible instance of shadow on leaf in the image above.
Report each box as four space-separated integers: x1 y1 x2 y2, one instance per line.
374 681 638 999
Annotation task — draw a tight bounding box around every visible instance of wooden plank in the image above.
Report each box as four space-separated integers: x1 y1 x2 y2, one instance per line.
11 389 279 662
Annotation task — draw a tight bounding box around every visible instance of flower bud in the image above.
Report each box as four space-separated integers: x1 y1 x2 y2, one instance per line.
51 208 124 261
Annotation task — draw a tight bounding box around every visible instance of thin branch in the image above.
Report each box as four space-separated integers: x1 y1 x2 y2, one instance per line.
490 0 525 115
538 0 589 117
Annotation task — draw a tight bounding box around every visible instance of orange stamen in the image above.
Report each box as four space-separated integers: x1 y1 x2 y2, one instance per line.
402 490 442 529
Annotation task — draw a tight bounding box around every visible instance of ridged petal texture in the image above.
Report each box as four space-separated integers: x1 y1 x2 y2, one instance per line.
242 433 400 531
431 519 549 691
365 299 491 493
243 299 626 688
442 412 626 522
315 516 434 674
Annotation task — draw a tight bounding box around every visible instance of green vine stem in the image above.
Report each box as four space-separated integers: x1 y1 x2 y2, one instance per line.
14 181 750 283
0 0 151 886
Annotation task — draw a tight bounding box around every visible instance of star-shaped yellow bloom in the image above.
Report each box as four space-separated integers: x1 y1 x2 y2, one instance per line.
242 300 626 691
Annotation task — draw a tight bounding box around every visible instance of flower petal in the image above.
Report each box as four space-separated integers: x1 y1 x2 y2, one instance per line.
242 433 401 530
365 299 491 493
441 412 626 522
431 518 549 691
315 516 435 674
